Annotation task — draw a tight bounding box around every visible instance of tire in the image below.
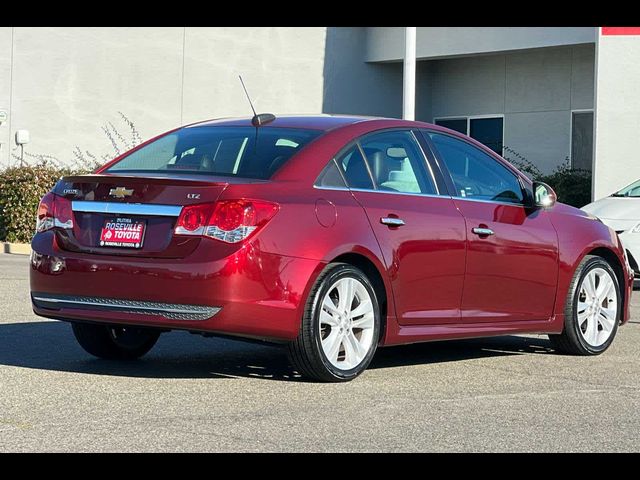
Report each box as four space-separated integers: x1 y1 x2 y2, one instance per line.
72 322 161 360
288 263 381 382
549 255 621 355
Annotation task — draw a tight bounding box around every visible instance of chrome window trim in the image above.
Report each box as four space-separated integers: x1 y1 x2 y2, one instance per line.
451 195 526 207
313 184 525 206
350 188 449 200
72 201 182 217
313 185 351 192
313 184 452 200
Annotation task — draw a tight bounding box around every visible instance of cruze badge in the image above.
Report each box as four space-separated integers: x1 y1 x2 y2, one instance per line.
109 187 134 198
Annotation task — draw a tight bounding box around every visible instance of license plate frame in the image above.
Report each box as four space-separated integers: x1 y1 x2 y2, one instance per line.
99 217 146 249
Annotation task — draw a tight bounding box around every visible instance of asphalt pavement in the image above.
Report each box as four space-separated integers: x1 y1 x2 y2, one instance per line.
1 252 638 452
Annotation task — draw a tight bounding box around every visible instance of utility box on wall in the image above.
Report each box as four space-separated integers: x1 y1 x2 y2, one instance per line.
15 129 30 145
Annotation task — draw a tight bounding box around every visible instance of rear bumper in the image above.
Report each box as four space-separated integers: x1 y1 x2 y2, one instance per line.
30 232 323 341
32 294 221 321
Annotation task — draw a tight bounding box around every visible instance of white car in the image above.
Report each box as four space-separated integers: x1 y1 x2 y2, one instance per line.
582 179 640 276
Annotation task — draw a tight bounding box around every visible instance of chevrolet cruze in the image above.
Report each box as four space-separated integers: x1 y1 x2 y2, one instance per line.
30 115 634 382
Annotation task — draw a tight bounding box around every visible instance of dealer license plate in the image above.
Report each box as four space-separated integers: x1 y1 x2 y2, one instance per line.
99 217 146 248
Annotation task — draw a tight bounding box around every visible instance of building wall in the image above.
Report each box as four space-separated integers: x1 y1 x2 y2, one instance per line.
0 28 13 166
593 30 640 199
0 27 328 168
419 44 595 174
366 27 596 63
0 27 602 179
322 27 402 118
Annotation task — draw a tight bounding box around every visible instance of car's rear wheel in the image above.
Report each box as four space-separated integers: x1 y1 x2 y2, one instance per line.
549 255 620 355
288 263 380 382
72 322 161 360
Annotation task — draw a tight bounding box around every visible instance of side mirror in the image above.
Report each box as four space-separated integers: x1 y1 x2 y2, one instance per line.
533 181 557 208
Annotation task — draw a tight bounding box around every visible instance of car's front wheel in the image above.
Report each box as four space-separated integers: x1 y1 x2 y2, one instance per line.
549 255 620 355
72 322 161 360
288 263 381 382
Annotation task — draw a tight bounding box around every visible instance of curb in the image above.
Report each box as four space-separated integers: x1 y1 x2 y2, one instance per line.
2 242 31 255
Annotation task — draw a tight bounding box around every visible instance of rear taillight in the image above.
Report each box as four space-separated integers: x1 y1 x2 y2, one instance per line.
174 199 279 243
36 192 74 233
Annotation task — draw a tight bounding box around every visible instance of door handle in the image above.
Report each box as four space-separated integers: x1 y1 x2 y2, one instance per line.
381 217 405 227
472 227 494 236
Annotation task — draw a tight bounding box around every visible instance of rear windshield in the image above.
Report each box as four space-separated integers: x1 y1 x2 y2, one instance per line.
105 126 322 179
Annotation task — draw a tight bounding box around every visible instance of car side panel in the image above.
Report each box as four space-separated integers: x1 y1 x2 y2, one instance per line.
351 191 467 326
549 203 633 326
453 199 559 323
221 182 399 339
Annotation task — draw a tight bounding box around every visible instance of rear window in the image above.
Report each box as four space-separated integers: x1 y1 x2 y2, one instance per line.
106 126 322 179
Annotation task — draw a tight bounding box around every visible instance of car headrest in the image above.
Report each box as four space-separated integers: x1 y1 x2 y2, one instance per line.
175 153 201 168
344 151 373 189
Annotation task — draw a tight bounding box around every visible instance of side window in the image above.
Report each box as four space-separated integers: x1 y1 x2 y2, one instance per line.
336 146 374 190
359 130 436 195
315 160 347 188
428 132 524 204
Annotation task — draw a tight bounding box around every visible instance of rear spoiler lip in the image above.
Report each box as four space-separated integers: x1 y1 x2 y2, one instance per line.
57 173 267 187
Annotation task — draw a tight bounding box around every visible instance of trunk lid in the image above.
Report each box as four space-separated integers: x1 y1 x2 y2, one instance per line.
52 174 235 258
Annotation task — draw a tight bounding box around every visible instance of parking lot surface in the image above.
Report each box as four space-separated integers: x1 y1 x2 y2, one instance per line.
1 253 638 452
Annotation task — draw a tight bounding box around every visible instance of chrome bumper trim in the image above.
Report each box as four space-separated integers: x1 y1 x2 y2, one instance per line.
72 201 182 217
32 294 219 321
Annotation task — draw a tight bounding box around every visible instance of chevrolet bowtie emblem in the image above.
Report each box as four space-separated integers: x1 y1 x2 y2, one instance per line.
109 187 134 198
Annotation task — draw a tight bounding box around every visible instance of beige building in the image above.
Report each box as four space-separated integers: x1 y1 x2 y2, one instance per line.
0 27 637 201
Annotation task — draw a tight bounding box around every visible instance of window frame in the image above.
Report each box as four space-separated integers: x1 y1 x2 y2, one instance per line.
314 157 348 189
570 109 594 171
433 114 505 156
314 127 446 198
421 129 530 207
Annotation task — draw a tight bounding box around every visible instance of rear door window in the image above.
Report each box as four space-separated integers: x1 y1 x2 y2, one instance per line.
335 146 375 190
359 130 437 195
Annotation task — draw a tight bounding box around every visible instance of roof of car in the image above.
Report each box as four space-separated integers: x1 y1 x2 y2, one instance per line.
185 114 410 131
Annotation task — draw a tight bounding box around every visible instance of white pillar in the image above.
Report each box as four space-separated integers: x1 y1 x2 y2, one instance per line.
403 27 417 121
593 27 640 200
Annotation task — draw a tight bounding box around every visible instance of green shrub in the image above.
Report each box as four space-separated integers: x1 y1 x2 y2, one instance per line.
539 164 592 209
503 148 592 208
0 164 74 243
0 112 141 244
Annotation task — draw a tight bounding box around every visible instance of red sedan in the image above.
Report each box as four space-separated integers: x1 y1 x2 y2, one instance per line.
30 115 634 382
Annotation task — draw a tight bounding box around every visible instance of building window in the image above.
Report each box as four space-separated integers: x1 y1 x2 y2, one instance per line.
434 118 467 135
571 111 593 172
469 117 503 155
434 116 504 155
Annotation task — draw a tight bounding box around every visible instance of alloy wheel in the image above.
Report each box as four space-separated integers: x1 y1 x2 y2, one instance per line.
576 267 618 347
319 277 375 370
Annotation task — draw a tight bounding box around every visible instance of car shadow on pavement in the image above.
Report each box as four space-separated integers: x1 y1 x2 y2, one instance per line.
0 321 559 382
372 335 555 369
